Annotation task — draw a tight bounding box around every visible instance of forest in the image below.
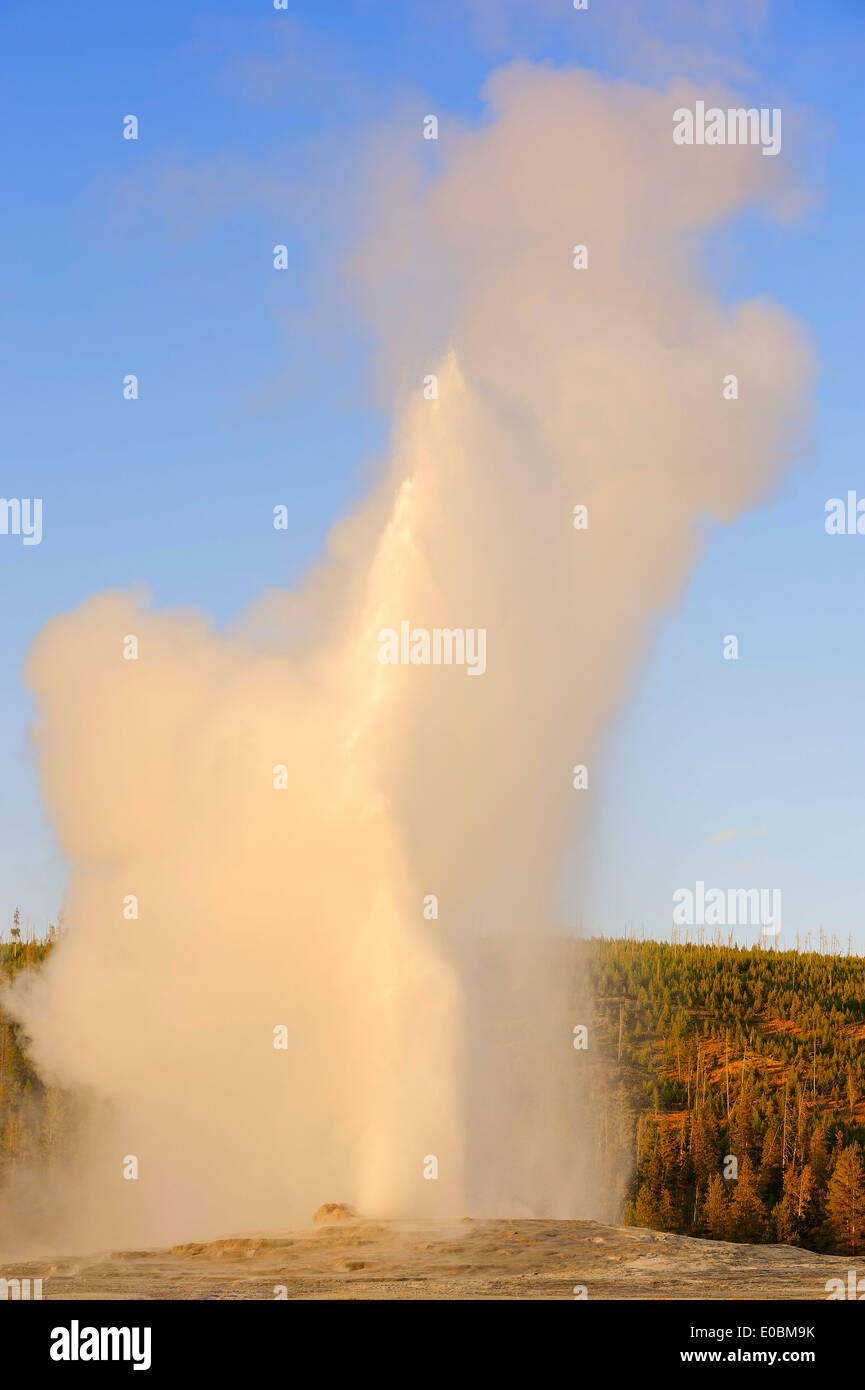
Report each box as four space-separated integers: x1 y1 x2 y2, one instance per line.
593 936 865 1255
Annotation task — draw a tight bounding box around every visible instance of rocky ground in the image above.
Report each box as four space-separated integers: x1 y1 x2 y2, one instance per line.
1 1212 856 1300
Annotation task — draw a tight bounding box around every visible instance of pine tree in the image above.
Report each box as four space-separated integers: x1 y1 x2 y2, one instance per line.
658 1185 679 1233
702 1173 729 1240
826 1145 865 1255
728 1155 769 1242
773 1163 815 1246
634 1180 662 1229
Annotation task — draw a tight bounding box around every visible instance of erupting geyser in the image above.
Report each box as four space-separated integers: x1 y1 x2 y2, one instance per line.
3 63 811 1255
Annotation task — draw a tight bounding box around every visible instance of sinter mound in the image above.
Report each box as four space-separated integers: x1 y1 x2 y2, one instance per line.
312 1203 358 1225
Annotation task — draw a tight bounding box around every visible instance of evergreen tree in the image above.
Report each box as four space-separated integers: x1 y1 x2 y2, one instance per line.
701 1173 729 1240
826 1145 865 1255
728 1155 769 1243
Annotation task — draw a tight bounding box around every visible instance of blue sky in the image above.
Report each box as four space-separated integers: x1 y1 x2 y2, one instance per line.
1 0 863 946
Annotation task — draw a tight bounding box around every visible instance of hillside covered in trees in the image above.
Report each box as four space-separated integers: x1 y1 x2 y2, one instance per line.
592 937 865 1255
